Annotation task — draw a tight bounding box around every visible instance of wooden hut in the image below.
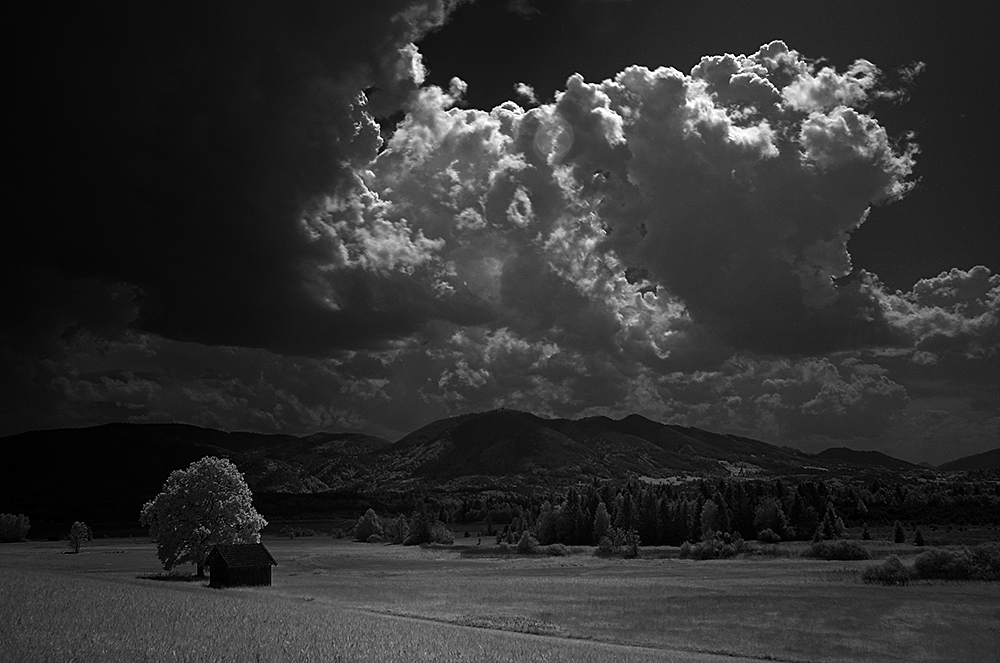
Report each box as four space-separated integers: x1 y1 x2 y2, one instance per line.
206 542 277 588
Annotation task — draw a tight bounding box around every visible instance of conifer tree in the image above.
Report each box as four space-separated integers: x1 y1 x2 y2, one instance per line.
592 502 610 544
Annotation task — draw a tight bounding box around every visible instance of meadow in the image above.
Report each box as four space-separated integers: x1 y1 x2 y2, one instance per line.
1 537 997 662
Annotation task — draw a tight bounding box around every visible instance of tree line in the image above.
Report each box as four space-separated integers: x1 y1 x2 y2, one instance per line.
370 474 999 547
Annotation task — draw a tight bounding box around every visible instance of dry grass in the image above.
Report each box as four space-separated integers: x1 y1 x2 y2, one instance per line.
1 537 997 662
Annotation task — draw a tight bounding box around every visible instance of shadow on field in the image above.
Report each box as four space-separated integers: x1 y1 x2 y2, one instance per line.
137 572 204 582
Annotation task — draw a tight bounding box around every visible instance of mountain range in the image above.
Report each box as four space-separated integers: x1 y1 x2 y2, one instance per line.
1 410 995 527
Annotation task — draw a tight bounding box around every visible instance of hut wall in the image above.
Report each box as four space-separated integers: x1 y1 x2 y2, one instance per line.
212 565 271 587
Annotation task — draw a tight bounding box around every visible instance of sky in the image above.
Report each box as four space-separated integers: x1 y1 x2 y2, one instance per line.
4 0 998 464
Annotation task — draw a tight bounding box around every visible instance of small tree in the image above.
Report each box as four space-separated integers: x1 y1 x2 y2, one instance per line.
914 528 925 547
893 520 905 544
68 521 91 553
354 509 383 542
592 502 610 544
139 456 266 576
701 500 720 539
861 523 871 540
383 514 409 544
622 529 641 559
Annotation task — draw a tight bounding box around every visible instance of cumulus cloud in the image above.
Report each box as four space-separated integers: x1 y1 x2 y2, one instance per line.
514 82 539 105
876 266 999 360
350 40 923 360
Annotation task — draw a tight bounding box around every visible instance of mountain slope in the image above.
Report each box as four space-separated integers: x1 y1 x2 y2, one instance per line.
1 410 942 527
938 448 1000 471
814 447 923 471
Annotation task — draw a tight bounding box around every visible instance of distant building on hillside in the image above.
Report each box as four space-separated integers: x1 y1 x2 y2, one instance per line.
206 543 277 588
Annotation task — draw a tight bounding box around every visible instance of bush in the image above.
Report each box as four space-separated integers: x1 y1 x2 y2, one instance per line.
914 548 970 580
430 522 454 545
546 543 571 556
757 528 781 544
366 534 384 544
594 527 640 558
862 555 912 585
913 544 1000 581
330 527 347 539
804 540 870 561
967 542 1000 581
914 528 925 547
516 531 540 554
679 534 740 560
0 514 30 543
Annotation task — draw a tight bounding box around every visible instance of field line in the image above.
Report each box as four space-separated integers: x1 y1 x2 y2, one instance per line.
353 606 808 663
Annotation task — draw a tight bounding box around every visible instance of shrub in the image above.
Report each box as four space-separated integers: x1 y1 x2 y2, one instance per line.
516 531 540 554
594 527 640 557
804 540 870 561
680 534 740 560
0 514 31 543
546 543 571 556
914 528 925 547
967 542 1000 581
597 535 618 555
757 528 781 544
366 534 384 544
862 555 912 585
330 527 347 539
861 523 871 541
913 548 970 580
914 544 1000 581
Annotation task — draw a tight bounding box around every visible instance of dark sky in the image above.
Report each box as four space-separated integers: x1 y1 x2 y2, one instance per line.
3 0 997 464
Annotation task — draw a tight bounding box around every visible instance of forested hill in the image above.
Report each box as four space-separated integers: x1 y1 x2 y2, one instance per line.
938 448 1000 472
0 411 990 528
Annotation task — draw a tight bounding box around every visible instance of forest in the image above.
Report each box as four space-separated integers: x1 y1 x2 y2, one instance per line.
261 471 1000 547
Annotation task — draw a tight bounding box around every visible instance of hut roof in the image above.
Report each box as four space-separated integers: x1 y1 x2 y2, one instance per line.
206 543 277 568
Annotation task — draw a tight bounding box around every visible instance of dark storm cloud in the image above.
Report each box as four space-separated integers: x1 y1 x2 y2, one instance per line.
8 0 464 358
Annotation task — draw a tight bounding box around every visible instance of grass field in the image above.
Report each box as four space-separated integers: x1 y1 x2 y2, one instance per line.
1 537 997 662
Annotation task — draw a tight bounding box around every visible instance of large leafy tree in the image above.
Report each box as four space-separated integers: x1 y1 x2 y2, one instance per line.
140 456 266 576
